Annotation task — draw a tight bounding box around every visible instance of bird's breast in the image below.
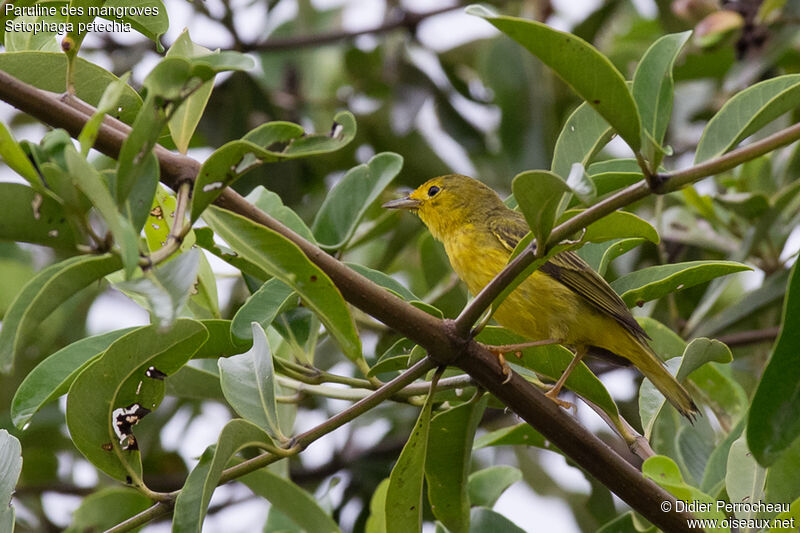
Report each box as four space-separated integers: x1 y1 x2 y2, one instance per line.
442 227 583 341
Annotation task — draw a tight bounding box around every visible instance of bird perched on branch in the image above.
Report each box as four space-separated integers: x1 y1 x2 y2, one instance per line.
383 174 697 420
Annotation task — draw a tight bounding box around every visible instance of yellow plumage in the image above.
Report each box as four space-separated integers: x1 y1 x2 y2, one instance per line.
383 174 697 419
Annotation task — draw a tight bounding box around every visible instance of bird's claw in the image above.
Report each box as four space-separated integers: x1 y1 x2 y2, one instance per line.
491 350 513 384
544 388 573 410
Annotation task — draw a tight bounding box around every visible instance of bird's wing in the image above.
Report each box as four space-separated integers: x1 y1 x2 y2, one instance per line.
488 213 649 341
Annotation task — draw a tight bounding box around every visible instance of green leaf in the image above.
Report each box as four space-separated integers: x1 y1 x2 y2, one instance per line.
639 358 681 438
559 209 659 244
312 153 403 251
676 338 732 382
366 478 390 533
78 72 130 156
425 397 487 533
114 92 166 207
63 147 140 276
0 430 22 533
114 249 200 328
194 227 269 281
165 365 224 401
202 206 364 370
11 327 136 428
65 487 151 533
473 423 550 451
239 465 341 533
576 238 646 276
246 187 317 245
191 112 356 221
765 436 800 519
0 254 122 373
469 7 642 152
469 507 526 533
172 419 277 533
95 0 168 44
467 466 522 508
192 319 247 359
386 382 437 533
219 323 284 440
551 102 613 180
611 260 751 307
0 122 44 189
748 260 800 466
66 320 208 480
345 262 419 301
701 418 744 495
695 74 800 163
231 278 296 344
770 498 800 532
693 267 789 338
0 183 78 249
597 512 656 533
0 52 141 124
166 30 216 153
512 170 571 246
715 192 770 219
4 15 60 52
632 32 692 148
726 436 766 520
642 455 729 528
690 364 748 429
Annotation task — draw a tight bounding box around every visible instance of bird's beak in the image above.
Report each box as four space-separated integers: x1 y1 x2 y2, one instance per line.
382 196 421 210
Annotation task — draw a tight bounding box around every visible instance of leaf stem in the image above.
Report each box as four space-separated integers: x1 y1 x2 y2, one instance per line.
141 182 193 268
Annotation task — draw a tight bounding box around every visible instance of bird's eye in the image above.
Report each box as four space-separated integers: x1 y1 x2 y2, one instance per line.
427 185 440 197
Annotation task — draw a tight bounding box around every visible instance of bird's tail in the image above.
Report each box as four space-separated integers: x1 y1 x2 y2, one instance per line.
625 337 699 421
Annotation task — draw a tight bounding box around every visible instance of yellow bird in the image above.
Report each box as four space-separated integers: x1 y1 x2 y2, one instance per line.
383 174 697 419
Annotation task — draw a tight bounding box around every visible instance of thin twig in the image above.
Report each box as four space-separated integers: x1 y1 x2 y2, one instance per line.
241 5 462 52
716 326 780 347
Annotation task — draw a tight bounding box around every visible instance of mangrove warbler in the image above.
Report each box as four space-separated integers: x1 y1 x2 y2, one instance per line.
383 174 698 419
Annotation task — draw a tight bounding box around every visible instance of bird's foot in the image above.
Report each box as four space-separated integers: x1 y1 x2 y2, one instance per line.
486 348 514 384
544 388 573 410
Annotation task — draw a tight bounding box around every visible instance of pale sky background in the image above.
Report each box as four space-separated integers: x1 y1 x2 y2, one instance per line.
2 0 798 531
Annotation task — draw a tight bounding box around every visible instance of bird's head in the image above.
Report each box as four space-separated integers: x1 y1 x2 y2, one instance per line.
382 174 506 241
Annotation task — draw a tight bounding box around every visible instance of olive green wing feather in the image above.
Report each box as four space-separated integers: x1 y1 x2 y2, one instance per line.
488 212 648 341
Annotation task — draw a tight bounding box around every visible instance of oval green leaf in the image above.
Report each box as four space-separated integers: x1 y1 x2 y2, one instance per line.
0 254 122 373
611 260 751 307
312 152 403 251
11 327 137 428
202 206 364 370
748 260 800 466
695 74 800 163
0 183 78 249
66 320 208 480
191 112 356 222
425 397 487 533
469 7 642 152
218 323 284 440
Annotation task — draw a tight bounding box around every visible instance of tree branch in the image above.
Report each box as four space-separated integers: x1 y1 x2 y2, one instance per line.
0 70 704 533
240 5 462 52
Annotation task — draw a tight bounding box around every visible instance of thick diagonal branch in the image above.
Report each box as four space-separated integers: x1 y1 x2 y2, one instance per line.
0 70 700 532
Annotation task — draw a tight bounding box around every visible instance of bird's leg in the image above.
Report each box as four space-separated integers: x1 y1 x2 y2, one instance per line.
544 345 587 409
483 339 561 385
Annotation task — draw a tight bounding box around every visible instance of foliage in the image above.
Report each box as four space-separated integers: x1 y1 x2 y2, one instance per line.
1 0 800 532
